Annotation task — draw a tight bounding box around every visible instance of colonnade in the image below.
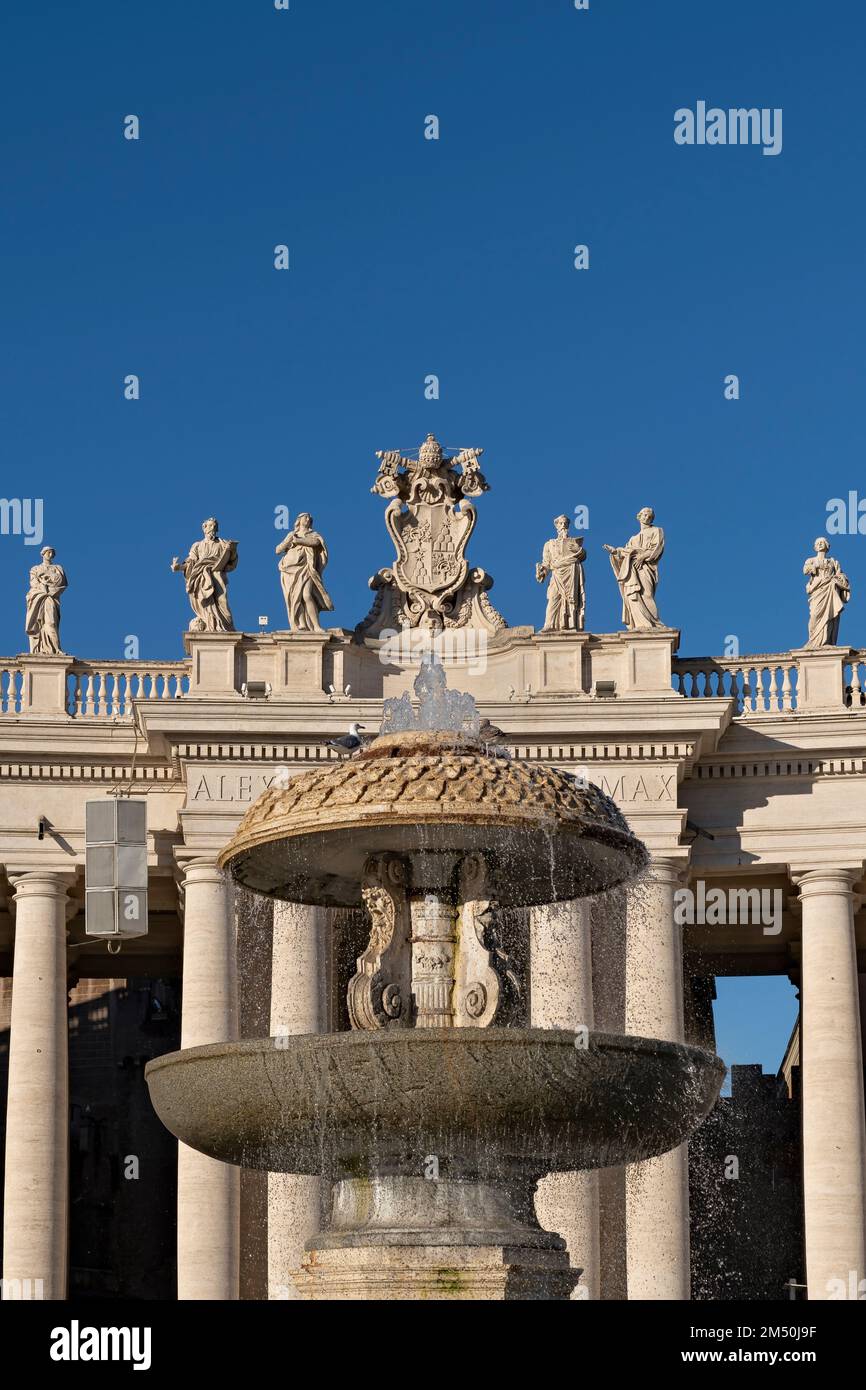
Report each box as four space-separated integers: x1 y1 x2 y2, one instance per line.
2 857 865 1301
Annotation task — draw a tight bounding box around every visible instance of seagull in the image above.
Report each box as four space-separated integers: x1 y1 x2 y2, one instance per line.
479 718 503 742
478 719 512 760
328 722 367 757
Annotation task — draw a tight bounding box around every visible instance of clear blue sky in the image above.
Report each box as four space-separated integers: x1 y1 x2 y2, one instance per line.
6 0 850 1069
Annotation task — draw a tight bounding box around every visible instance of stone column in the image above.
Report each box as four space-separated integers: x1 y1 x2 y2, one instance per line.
409 850 459 1028
2 869 75 1300
624 855 690 1300
176 857 239 1300
530 899 599 1300
794 867 866 1300
268 901 324 1300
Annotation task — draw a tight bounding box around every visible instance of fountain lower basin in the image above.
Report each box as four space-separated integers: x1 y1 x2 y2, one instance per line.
146 1028 724 1179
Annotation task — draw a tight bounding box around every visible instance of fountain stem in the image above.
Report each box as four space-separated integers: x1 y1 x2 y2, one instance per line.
408 850 460 1028
410 894 458 1027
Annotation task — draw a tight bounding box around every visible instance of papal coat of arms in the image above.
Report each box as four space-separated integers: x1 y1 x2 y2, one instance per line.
356 433 507 636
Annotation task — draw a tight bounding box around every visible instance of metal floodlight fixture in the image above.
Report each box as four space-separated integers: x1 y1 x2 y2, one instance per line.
241 681 272 700
85 799 148 944
594 680 617 699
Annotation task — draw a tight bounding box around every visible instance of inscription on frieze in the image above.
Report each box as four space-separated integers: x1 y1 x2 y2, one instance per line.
596 772 676 804
188 771 283 804
185 765 677 806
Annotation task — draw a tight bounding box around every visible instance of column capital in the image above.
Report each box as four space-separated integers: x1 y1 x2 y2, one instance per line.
6 867 78 898
180 856 225 879
175 857 229 913
791 865 862 899
644 853 690 887
173 850 226 884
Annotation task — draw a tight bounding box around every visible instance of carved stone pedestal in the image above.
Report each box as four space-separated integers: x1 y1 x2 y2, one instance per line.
348 848 513 1031
294 1177 579 1301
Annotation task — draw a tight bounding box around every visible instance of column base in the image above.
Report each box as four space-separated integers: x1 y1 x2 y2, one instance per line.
296 1243 578 1300
293 1176 580 1300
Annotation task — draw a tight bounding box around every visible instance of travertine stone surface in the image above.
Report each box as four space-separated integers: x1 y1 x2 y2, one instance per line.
268 901 324 1300
531 899 599 1300
176 858 239 1301
297 1170 579 1298
624 858 691 1300
795 867 866 1300
1 870 75 1300
295 1242 576 1301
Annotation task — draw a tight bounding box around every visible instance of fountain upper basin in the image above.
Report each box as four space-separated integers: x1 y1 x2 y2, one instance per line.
145 1029 724 1180
218 731 647 907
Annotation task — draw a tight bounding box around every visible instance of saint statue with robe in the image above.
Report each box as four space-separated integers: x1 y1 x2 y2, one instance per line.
604 507 666 631
536 514 586 631
276 512 334 633
171 517 238 632
803 537 850 648
25 546 67 654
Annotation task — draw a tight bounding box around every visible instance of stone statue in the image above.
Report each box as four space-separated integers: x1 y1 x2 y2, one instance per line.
536 515 586 631
25 546 67 655
171 518 238 633
803 537 850 648
357 433 506 637
604 507 666 631
276 513 334 633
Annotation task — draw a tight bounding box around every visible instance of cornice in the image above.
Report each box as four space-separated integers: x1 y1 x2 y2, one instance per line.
0 761 179 785
688 754 866 783
175 738 697 763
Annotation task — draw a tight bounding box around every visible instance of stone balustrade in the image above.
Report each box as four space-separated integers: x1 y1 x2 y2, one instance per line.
0 665 24 715
0 658 190 717
844 651 866 707
675 646 866 716
0 635 863 718
673 654 799 714
67 662 190 717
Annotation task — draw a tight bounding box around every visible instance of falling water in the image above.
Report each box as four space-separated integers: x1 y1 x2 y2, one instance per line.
147 660 724 1300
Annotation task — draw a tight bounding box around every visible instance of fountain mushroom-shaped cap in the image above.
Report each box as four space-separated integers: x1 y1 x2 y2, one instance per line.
218 726 647 907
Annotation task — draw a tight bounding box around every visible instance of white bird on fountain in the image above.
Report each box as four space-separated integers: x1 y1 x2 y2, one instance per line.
328 722 367 757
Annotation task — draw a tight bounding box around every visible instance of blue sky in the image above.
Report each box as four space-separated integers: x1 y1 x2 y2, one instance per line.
5 0 853 1069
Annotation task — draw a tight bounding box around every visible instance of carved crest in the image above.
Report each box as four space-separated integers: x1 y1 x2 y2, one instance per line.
357 434 506 636
454 854 522 1027
347 854 412 1031
387 499 475 605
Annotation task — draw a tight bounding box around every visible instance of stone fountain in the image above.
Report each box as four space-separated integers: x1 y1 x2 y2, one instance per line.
146 655 724 1299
